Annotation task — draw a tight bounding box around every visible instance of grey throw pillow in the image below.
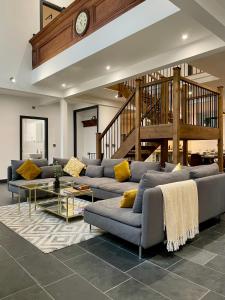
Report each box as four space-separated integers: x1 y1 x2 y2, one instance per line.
82 157 101 166
130 161 161 182
164 162 177 172
101 159 124 178
40 165 62 179
11 159 48 181
85 166 104 178
190 163 219 179
133 170 190 213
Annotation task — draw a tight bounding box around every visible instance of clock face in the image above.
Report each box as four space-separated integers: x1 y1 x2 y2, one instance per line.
75 10 89 36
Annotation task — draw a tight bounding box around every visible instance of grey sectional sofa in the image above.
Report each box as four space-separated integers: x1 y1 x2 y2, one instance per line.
84 164 225 258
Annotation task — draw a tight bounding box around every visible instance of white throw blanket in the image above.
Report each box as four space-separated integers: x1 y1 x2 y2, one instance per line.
159 180 199 252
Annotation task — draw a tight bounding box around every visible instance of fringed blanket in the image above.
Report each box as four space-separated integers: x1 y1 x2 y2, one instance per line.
159 180 199 251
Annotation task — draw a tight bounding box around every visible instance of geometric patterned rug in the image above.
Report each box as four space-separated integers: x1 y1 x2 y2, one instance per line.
0 200 102 253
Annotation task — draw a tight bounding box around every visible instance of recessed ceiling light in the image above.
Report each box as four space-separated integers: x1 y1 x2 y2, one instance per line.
9 77 16 83
61 83 66 88
188 91 193 95
115 95 118 99
106 65 111 70
182 34 188 40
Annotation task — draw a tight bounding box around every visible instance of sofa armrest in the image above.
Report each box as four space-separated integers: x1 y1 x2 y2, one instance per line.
141 187 165 249
7 166 12 183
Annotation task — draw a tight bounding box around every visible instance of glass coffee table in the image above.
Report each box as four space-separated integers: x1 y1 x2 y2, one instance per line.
36 184 94 223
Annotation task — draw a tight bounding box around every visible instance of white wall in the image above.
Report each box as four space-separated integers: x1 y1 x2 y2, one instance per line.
0 95 61 179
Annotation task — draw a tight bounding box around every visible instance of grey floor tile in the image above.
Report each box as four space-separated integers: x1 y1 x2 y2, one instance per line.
211 222 225 234
175 245 216 265
199 228 224 241
52 244 86 262
46 274 109 300
3 285 52 300
84 240 143 271
149 252 182 269
202 291 225 300
206 255 225 274
0 257 35 299
0 245 11 262
193 237 225 256
78 236 103 251
169 259 225 296
65 252 129 292
17 252 73 286
128 261 207 300
106 278 166 300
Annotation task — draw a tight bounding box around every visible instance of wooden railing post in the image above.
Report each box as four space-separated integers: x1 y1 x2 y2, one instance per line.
96 133 102 160
160 139 168 167
183 139 188 166
135 79 142 161
218 86 224 172
172 67 181 164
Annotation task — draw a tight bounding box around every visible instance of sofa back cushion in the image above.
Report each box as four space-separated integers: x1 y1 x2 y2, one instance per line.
133 169 190 213
190 163 219 179
130 161 161 182
101 159 124 178
85 165 104 178
40 165 62 179
11 159 48 181
16 160 42 180
82 157 101 166
53 158 69 168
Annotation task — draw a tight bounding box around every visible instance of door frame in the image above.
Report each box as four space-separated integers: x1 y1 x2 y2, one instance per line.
73 105 99 157
20 116 49 160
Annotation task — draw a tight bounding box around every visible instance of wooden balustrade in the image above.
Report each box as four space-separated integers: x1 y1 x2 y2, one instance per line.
30 0 144 68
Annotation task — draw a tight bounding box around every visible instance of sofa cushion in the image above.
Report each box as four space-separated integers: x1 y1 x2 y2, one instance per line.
53 158 69 167
82 157 101 166
40 165 62 179
85 166 104 178
85 198 142 228
114 160 131 182
101 159 124 178
11 159 48 181
165 162 176 172
98 181 139 194
64 157 86 177
130 161 161 182
16 160 42 180
120 189 138 208
190 163 219 179
133 169 190 213
70 176 117 189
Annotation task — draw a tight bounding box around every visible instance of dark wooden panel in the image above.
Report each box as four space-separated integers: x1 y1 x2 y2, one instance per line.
30 0 144 68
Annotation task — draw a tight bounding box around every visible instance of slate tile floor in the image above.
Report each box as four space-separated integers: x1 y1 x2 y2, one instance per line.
1 183 225 299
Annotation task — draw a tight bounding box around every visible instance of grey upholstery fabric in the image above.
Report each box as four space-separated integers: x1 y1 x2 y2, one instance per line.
130 161 160 182
82 157 101 166
85 166 104 178
164 162 176 172
98 181 139 194
53 158 69 167
84 211 142 246
85 198 141 228
101 159 124 178
40 165 62 179
91 188 122 199
70 176 117 189
190 163 219 179
11 159 48 181
7 166 12 182
133 170 190 213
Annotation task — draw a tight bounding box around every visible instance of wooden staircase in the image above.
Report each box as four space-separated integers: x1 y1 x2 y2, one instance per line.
96 65 224 169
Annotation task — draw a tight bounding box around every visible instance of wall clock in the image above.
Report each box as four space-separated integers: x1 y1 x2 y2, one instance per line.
75 10 90 36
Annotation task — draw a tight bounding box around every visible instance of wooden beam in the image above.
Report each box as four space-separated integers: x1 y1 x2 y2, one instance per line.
180 124 219 140
172 67 181 164
183 140 188 166
96 133 102 159
141 124 173 139
218 86 224 172
160 139 168 167
135 79 142 161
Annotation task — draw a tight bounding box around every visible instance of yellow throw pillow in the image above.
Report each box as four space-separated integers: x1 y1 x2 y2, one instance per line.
172 163 182 172
63 157 86 177
120 189 138 208
114 160 131 182
16 160 42 180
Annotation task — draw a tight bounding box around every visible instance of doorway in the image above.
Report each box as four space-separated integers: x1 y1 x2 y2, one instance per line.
74 106 99 159
20 116 48 160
